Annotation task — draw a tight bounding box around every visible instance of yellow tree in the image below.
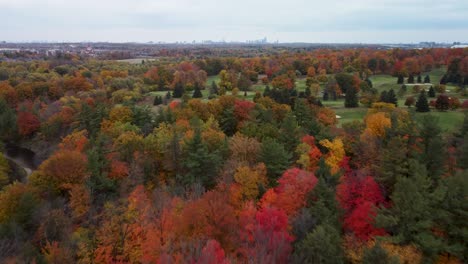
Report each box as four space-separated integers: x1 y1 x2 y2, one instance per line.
319 138 345 174
233 164 267 201
363 112 391 138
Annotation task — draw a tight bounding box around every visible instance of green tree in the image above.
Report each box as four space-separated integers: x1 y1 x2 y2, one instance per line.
180 129 222 189
428 86 436 97
376 161 445 259
344 85 359 108
362 243 400 264
173 81 184 98
0 99 17 140
192 84 203 98
418 115 445 180
378 136 410 195
220 107 237 137
415 90 430 112
278 113 301 154
387 89 398 106
435 170 468 260
294 98 321 135
424 75 431 83
292 224 344 264
260 138 291 186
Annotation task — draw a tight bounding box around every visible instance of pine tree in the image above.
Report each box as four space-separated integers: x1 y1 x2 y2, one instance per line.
263 85 271 97
424 75 431 83
210 80 218 95
387 89 398 106
305 87 311 98
323 90 329 101
180 129 221 189
415 90 430 112
192 85 203 98
220 107 237 137
278 113 301 154
435 170 468 260
365 78 373 88
380 90 388 103
260 138 291 186
165 91 171 100
397 75 404 84
0 99 17 141
344 86 359 108
153 96 162 105
292 224 344 264
417 75 422 83
173 81 184 98
408 75 415 84
378 136 410 195
428 86 436 97
375 160 445 258
362 243 400 264
418 115 445 180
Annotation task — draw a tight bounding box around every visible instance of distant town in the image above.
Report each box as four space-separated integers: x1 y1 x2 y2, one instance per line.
1 40 467 61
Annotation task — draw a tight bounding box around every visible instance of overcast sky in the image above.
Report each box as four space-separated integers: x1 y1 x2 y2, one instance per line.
1 0 467 43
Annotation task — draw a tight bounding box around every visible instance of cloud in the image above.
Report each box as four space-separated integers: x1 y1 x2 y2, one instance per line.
1 0 467 42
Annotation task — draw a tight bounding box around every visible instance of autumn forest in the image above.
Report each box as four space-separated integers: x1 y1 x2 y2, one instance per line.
0 46 467 264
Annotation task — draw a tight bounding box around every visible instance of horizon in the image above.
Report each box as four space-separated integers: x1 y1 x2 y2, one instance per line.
2 0 468 43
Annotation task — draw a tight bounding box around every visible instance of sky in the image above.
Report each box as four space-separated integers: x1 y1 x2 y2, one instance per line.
1 0 468 43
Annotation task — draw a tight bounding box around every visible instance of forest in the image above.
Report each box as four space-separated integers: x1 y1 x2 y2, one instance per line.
0 47 467 264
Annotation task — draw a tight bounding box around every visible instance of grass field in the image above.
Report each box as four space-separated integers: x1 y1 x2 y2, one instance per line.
149 68 466 132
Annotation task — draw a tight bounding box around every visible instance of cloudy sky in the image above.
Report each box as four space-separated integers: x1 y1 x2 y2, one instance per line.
1 0 467 43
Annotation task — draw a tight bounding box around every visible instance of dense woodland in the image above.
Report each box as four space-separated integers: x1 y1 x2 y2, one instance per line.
0 47 467 263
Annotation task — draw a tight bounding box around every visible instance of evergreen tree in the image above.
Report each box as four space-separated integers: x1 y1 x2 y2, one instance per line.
380 90 388 102
397 75 404 84
418 115 445 180
362 243 400 264
210 80 218 95
417 75 422 83
305 86 311 97
387 89 398 106
172 81 184 98
294 99 321 135
415 90 430 112
440 74 447 84
279 113 301 154
153 96 162 105
323 90 329 101
428 86 436 97
365 78 373 88
260 138 291 186
292 224 344 264
0 99 17 140
157 78 165 91
408 75 415 84
165 91 171 100
192 85 203 98
376 161 445 259
220 107 237 136
435 170 468 260
86 136 117 198
263 85 271 97
308 175 341 229
378 136 410 195
180 128 221 189
344 86 359 108
424 75 431 83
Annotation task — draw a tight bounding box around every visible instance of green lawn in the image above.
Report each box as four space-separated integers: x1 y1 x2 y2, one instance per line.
334 108 368 127
414 111 465 132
